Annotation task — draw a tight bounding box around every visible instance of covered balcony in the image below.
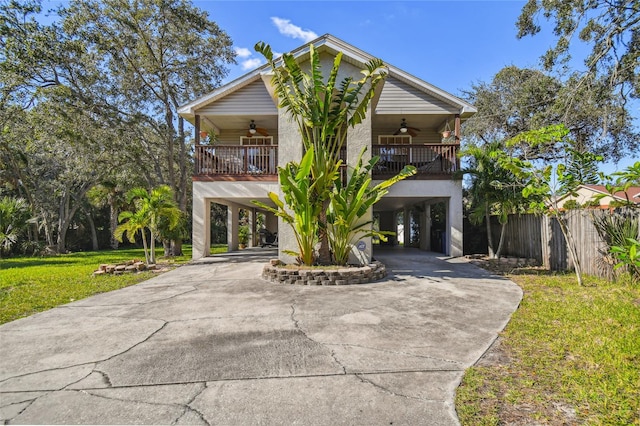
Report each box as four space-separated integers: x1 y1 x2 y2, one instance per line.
193 142 459 180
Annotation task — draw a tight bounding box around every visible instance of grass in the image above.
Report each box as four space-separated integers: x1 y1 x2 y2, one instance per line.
456 271 640 425
0 245 227 325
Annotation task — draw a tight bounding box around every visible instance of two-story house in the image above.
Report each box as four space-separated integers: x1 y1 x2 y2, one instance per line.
178 34 476 263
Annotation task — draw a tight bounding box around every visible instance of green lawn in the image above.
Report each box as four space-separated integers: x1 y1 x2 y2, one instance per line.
456 272 640 425
0 245 227 325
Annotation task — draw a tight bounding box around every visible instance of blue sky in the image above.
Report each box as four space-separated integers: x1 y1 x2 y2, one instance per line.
196 0 555 93
196 0 638 173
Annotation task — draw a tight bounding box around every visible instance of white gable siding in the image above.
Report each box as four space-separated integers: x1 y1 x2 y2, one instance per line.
197 81 277 115
376 77 460 114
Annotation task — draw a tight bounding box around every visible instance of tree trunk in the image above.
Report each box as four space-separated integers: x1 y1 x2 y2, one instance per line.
485 204 496 258
149 230 156 265
109 201 119 250
171 239 183 256
163 239 171 257
85 208 99 251
555 213 583 286
141 229 150 265
495 221 507 259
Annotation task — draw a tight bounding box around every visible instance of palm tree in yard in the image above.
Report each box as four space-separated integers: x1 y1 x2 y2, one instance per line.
461 141 524 258
115 185 181 265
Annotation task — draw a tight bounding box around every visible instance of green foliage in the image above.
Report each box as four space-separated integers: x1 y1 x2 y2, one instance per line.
253 148 323 265
459 140 528 258
592 210 639 280
115 185 181 265
327 149 415 265
255 41 387 264
599 161 640 209
517 0 640 99
457 272 640 425
0 196 33 256
611 238 640 282
562 199 581 210
504 124 588 285
238 225 249 245
462 66 639 162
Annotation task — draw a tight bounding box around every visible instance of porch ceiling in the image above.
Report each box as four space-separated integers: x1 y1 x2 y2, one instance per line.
199 112 454 135
374 196 449 212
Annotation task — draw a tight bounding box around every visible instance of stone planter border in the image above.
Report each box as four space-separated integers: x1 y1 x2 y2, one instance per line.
261 260 387 285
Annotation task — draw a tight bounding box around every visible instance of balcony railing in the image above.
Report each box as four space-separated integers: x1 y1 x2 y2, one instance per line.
195 145 278 178
194 144 459 179
371 144 459 177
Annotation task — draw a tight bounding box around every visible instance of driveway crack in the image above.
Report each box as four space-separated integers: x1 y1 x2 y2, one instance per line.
290 304 347 374
355 373 424 400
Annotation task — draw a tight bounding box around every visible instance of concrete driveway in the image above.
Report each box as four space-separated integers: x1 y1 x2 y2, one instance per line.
0 248 522 425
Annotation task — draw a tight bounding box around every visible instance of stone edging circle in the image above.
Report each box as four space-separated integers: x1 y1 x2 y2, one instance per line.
261 260 387 285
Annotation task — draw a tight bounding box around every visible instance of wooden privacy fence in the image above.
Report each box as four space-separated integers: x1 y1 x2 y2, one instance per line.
496 209 640 278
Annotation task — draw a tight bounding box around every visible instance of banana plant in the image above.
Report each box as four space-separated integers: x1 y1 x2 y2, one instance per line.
327 148 416 265
253 147 334 265
255 41 387 265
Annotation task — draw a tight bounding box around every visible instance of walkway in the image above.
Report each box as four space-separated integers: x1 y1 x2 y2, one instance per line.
0 248 522 425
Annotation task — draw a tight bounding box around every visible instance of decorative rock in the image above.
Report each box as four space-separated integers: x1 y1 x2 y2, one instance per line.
261 261 387 286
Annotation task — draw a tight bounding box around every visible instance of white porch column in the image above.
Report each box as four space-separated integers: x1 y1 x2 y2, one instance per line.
277 107 303 263
191 193 210 260
227 203 240 251
248 208 256 248
448 182 464 256
347 113 373 264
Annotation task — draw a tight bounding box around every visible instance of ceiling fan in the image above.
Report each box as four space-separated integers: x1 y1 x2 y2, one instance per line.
393 118 420 137
247 120 269 137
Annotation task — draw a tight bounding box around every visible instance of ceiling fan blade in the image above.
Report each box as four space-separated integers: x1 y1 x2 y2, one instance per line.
256 127 269 136
408 129 417 137
246 130 253 138
393 129 401 135
408 126 421 132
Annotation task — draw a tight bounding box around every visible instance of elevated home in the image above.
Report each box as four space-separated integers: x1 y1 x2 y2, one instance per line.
179 34 476 263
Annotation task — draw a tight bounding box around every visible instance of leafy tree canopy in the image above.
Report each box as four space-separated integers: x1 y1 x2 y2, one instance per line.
462 65 638 161
517 0 640 99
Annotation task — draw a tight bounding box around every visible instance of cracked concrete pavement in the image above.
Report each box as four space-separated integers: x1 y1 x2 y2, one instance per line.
0 248 522 425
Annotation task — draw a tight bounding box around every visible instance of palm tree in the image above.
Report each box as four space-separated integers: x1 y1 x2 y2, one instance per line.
255 42 387 265
115 185 181 265
0 196 33 257
460 141 524 258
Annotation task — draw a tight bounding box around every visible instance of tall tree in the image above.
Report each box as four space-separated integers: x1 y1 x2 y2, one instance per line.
463 66 639 162
503 125 590 286
517 0 640 99
460 141 528 258
60 0 235 216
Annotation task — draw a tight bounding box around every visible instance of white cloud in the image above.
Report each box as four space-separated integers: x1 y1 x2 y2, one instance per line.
271 17 318 43
241 58 263 70
234 47 252 58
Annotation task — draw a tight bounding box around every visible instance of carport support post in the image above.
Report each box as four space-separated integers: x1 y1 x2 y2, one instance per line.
347 113 373 264
191 191 210 259
227 203 240 251
248 208 256 248
277 107 303 263
448 186 464 256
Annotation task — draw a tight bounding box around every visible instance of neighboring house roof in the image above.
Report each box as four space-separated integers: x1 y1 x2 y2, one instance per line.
178 33 477 119
558 184 640 208
583 184 640 204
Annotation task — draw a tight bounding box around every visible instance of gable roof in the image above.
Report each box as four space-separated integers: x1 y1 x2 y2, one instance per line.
178 34 477 119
